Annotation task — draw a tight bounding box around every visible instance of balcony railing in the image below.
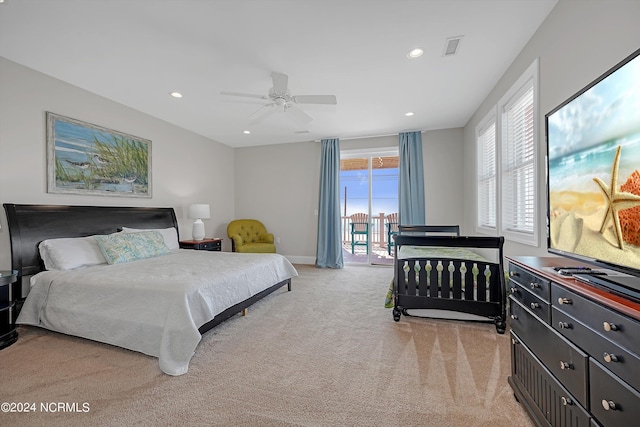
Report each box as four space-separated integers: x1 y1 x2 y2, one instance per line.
341 212 395 248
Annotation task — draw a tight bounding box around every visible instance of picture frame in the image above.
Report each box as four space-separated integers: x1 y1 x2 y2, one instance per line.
46 112 152 198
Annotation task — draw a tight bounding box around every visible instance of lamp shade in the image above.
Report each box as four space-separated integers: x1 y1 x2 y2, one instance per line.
188 204 210 220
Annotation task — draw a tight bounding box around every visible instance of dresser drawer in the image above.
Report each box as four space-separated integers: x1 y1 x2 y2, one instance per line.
552 283 640 356
509 264 551 302
590 358 640 427
510 298 589 407
553 307 640 391
509 281 550 324
197 240 221 250
510 331 591 427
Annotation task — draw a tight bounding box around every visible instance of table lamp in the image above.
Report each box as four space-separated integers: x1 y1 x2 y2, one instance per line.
188 204 210 241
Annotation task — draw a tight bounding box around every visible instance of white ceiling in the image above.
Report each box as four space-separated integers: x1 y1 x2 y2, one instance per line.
0 0 558 148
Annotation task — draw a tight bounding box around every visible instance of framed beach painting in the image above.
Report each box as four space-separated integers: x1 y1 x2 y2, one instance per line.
46 112 152 198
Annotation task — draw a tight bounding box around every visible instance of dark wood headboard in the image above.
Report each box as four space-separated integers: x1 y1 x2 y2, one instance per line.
3 204 178 284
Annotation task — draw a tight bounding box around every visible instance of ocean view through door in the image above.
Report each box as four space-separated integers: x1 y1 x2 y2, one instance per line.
340 150 399 265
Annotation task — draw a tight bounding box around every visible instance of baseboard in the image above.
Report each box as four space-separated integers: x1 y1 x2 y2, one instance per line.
283 255 316 265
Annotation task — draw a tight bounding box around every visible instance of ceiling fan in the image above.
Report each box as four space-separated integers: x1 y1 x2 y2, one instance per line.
220 72 337 123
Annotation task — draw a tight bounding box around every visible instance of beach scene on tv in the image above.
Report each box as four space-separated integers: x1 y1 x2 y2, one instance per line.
547 53 640 271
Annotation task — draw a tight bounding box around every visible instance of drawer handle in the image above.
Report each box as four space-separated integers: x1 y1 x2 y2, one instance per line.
530 302 540 310
603 322 619 332
557 297 572 305
561 396 573 406
530 282 540 289
558 322 571 329
603 352 619 363
510 314 518 320
601 400 617 411
509 271 519 277
510 287 519 294
560 361 573 370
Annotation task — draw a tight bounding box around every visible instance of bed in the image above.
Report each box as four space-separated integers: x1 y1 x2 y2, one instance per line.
390 225 507 334
2 203 297 375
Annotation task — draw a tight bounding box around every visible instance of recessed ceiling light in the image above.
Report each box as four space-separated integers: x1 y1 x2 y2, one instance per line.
243 130 251 134
405 112 415 117
170 92 183 98
407 48 423 59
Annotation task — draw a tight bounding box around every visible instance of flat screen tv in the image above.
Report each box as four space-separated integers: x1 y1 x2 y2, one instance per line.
546 47 640 301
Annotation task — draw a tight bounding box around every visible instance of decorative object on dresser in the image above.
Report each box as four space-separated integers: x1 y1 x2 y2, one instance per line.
46 112 151 197
0 270 18 349
188 203 210 241
507 256 640 427
179 238 222 251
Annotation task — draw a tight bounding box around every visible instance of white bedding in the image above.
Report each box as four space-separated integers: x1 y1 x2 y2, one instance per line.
17 250 298 376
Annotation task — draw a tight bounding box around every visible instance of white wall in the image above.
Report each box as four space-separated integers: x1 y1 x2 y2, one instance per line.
0 58 466 268
463 0 640 259
0 57 236 269
234 140 320 264
235 130 465 263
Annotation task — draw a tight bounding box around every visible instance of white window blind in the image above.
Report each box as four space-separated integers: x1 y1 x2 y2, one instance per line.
501 83 535 237
477 118 496 230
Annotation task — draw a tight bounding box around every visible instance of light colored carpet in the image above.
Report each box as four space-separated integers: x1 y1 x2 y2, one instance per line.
0 264 533 427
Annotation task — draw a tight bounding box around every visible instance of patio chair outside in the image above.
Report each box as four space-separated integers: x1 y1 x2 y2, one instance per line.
350 213 369 254
386 212 399 255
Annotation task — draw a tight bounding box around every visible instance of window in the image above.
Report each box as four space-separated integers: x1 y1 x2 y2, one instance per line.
476 59 539 246
499 59 538 246
476 110 497 234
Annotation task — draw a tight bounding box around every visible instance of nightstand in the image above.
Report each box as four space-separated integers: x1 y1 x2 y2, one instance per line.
179 238 223 251
0 270 19 350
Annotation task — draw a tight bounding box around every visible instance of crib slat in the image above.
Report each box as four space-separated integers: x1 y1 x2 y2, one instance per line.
441 261 451 299
452 261 463 299
464 262 475 300
418 260 428 297
476 263 488 302
428 261 438 297
407 260 417 295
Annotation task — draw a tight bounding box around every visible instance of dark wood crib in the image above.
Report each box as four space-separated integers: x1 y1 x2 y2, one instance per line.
392 227 507 333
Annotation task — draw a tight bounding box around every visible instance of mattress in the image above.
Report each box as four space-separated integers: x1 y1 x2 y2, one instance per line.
17 250 297 375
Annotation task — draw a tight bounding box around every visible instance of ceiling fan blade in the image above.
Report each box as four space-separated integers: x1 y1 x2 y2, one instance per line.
271 72 289 95
220 91 267 100
249 104 276 123
293 94 337 105
287 106 313 123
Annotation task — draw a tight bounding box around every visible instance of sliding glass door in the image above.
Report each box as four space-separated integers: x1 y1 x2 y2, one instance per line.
340 149 399 265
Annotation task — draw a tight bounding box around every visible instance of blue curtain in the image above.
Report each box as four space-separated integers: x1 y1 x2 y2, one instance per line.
398 131 425 226
316 138 344 268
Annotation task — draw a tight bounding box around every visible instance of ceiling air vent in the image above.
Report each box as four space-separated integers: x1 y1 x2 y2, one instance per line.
443 36 463 56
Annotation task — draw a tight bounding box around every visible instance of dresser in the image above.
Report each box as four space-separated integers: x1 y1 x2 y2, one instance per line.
507 256 640 427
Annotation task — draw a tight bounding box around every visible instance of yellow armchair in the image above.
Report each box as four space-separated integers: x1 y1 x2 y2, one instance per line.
227 219 276 253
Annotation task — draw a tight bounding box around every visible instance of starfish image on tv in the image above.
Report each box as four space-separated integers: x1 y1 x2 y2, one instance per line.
593 145 640 249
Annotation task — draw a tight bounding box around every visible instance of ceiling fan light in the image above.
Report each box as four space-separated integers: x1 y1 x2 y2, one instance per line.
407 48 423 59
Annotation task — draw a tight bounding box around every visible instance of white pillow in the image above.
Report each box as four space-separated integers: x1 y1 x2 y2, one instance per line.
121 226 179 250
39 236 108 270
